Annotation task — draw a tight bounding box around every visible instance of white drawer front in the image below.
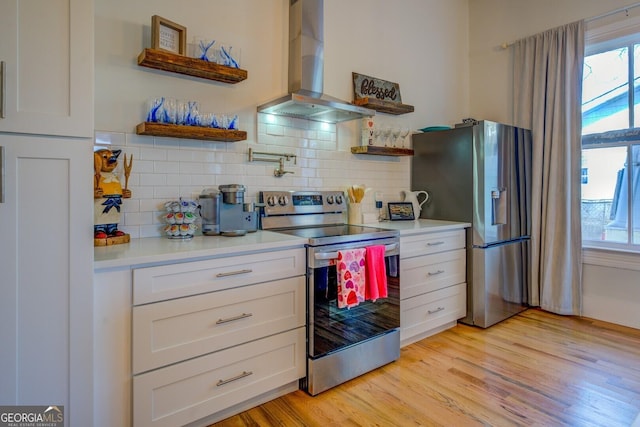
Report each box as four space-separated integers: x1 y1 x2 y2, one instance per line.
400 230 465 259
133 248 305 305
401 249 466 300
133 328 306 427
132 276 306 374
401 283 466 342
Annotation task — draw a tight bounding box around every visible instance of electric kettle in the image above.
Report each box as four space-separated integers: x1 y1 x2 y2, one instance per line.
401 190 429 220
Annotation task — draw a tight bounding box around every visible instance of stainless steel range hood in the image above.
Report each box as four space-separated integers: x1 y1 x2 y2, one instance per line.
257 0 375 123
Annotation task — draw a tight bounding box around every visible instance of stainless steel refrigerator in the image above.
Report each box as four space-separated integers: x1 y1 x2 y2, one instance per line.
411 120 532 328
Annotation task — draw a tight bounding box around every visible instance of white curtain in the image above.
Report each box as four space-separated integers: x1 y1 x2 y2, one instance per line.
512 21 584 315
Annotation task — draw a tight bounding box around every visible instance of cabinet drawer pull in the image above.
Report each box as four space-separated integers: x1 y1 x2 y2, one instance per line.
216 370 253 387
428 306 445 314
426 241 445 246
427 269 445 276
216 312 253 324
215 268 253 278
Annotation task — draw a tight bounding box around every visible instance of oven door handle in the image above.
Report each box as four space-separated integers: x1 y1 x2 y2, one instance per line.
314 243 399 260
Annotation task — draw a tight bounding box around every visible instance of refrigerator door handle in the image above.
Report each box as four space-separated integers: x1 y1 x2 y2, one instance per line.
491 187 507 225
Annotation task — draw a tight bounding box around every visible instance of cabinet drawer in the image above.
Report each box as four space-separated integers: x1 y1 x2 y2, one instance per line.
400 230 465 259
133 327 306 427
401 283 466 342
133 276 305 374
133 248 305 305
401 249 466 300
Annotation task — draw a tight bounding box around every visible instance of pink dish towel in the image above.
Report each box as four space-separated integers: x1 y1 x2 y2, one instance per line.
365 245 388 302
337 248 366 309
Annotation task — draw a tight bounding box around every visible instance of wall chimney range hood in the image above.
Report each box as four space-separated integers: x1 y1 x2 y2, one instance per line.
257 0 375 123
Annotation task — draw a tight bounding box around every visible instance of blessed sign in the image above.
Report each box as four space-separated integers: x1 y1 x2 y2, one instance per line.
352 72 403 104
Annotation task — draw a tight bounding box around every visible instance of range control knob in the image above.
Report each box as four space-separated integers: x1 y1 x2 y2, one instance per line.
266 196 277 207
335 194 344 205
278 195 289 206
326 195 335 204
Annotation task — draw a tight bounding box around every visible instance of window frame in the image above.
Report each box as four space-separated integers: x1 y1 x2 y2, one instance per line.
582 18 640 256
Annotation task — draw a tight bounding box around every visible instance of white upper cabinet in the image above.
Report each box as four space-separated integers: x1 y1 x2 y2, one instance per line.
0 0 93 137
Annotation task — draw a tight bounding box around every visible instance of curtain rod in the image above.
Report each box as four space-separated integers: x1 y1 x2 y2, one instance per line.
585 2 640 23
501 2 640 49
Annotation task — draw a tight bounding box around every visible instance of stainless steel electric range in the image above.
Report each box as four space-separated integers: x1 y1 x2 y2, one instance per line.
259 190 401 395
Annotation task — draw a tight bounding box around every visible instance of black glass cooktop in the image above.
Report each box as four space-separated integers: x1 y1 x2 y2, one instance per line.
273 225 398 246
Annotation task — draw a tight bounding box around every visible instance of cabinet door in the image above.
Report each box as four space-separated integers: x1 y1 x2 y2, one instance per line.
0 134 94 426
0 0 93 137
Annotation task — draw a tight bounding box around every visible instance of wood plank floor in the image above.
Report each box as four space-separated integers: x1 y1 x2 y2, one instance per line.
212 309 640 426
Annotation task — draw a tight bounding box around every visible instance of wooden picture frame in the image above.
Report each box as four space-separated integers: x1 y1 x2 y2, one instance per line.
151 15 187 55
388 202 415 221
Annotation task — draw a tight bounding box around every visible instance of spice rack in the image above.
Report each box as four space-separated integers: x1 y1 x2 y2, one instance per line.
136 48 248 142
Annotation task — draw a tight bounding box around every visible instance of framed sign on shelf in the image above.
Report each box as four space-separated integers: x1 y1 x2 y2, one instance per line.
151 15 187 55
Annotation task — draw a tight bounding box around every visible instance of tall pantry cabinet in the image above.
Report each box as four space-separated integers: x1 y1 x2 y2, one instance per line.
0 1 94 426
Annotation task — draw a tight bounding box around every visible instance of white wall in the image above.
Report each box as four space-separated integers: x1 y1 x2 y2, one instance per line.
94 0 468 238
468 0 640 124
468 0 640 329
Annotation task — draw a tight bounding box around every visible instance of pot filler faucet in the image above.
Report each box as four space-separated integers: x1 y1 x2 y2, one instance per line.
248 148 296 177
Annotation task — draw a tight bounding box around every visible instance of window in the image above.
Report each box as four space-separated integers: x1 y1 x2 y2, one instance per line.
582 27 640 252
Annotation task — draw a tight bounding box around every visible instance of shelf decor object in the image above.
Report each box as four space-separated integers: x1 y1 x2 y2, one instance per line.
350 146 414 156
151 15 187 55
136 122 247 142
352 72 414 115
137 48 248 83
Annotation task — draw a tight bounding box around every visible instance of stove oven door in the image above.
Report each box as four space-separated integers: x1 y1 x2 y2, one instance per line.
307 237 400 359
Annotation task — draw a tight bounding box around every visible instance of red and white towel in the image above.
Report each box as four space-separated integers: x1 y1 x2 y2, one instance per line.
337 248 366 309
336 246 388 308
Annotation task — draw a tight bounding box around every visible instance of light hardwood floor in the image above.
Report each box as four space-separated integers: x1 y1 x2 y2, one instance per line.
211 309 640 426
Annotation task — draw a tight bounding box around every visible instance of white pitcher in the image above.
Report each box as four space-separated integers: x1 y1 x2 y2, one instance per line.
402 190 429 220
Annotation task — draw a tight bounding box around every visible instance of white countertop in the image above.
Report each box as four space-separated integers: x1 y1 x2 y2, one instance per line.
363 219 470 236
94 231 307 270
94 219 470 270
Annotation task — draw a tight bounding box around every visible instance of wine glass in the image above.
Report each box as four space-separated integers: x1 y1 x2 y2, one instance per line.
373 128 382 146
391 127 401 147
399 127 411 148
381 126 392 146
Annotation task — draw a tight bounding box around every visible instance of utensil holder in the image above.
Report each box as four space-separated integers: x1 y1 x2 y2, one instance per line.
348 203 363 224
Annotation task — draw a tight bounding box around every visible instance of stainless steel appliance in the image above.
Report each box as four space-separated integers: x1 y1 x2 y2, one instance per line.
411 120 532 328
201 185 258 236
199 189 221 235
259 190 400 395
256 0 375 123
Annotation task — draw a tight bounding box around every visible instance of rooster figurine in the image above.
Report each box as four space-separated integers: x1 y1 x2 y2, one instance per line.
94 148 132 246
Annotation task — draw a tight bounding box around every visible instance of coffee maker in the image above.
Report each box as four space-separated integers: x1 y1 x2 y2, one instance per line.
200 185 257 236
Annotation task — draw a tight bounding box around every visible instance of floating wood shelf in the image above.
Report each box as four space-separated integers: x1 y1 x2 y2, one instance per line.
136 122 247 142
351 146 414 156
353 97 414 115
137 48 247 84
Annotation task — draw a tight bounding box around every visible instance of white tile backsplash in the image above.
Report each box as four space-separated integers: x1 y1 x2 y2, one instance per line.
95 113 411 237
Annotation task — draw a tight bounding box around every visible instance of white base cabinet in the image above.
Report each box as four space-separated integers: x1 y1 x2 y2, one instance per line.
95 246 306 427
400 229 467 346
134 328 305 427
